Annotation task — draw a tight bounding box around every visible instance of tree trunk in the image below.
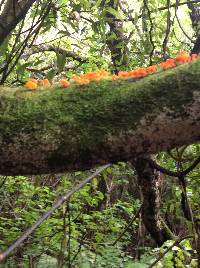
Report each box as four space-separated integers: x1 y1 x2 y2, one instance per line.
0 0 37 46
105 0 129 73
132 157 175 246
188 2 200 54
0 60 199 175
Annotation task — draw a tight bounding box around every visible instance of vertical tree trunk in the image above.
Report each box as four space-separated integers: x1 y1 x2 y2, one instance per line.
132 157 174 246
188 2 200 54
105 0 129 73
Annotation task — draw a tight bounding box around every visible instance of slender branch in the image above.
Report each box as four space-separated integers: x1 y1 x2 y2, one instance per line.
178 175 199 257
27 44 88 63
0 164 110 262
26 63 77 75
113 1 200 22
175 12 194 42
67 201 71 268
157 0 200 12
172 28 192 47
182 156 200 176
148 235 193 268
146 156 200 177
112 205 142 246
0 1 51 83
176 154 199 253
162 0 172 59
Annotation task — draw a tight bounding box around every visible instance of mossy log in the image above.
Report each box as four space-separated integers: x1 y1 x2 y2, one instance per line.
0 60 200 175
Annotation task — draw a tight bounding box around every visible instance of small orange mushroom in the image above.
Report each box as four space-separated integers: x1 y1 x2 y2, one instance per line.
72 76 90 85
175 51 191 64
59 79 70 88
160 58 176 69
25 80 37 90
118 71 131 79
146 65 157 74
39 79 51 87
130 68 148 78
112 74 119 80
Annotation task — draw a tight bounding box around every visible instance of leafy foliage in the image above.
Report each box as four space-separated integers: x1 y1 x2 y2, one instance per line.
0 0 200 267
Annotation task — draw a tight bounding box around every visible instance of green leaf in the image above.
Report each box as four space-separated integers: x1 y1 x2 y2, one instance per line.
16 62 30 75
106 7 124 20
0 36 10 56
95 0 102 8
46 69 55 80
56 52 66 72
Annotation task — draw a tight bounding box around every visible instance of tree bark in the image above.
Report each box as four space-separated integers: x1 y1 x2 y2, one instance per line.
0 0 37 46
105 0 129 73
0 60 199 175
132 157 175 246
188 2 200 54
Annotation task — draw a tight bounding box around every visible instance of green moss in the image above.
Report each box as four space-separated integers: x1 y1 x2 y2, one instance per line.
0 59 199 174
0 60 200 140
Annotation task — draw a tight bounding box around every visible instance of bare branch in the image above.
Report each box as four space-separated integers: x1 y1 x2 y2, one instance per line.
27 44 88 62
26 62 77 75
146 156 200 177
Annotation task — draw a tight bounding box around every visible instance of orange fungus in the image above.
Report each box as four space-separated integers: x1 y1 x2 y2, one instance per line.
25 80 37 90
59 79 70 88
39 79 51 87
146 65 157 74
175 51 191 64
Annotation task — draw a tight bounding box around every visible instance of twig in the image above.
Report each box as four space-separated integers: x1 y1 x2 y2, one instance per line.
100 1 200 23
0 1 51 83
175 12 194 42
162 0 172 59
67 201 71 268
172 28 192 47
158 0 200 12
0 164 110 262
176 156 198 253
148 235 193 268
112 205 142 246
131 1 200 21
70 232 86 265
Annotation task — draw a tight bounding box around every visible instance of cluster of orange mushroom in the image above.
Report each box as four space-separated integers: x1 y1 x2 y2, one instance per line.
24 51 198 90
25 78 51 90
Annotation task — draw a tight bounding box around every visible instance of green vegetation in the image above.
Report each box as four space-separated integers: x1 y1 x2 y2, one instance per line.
0 0 200 267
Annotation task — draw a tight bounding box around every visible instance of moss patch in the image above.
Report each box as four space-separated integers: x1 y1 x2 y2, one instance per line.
0 59 199 174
